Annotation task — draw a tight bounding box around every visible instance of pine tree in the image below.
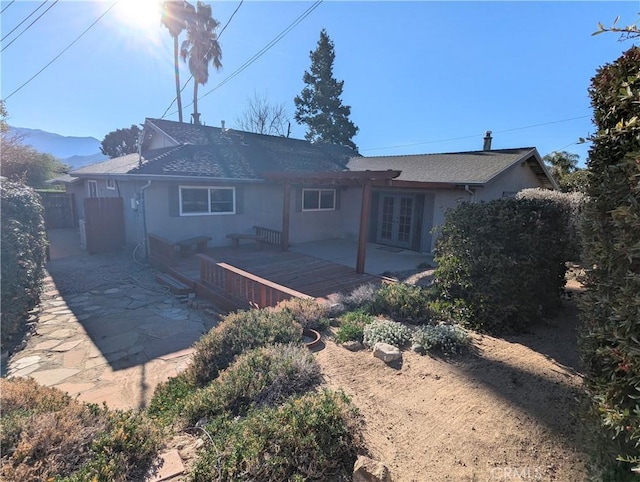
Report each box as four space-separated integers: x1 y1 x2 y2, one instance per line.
294 29 358 150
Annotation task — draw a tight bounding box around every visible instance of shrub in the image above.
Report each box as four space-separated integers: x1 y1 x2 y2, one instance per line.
411 323 470 356
1 181 47 351
362 319 412 348
275 297 330 331
517 188 586 261
579 45 640 478
190 390 362 482
185 308 303 387
432 197 571 333
335 310 374 343
0 378 161 482
183 344 321 426
146 373 193 425
329 283 378 316
371 282 432 324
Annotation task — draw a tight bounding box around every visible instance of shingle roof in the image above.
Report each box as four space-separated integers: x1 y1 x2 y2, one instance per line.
347 148 541 185
71 119 553 188
71 152 143 175
72 119 358 180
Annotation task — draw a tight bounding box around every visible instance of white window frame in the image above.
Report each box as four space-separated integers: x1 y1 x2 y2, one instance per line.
179 186 236 216
87 180 98 198
106 179 116 190
302 188 336 211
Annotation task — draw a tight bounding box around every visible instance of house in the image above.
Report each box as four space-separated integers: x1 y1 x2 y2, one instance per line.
65 119 556 267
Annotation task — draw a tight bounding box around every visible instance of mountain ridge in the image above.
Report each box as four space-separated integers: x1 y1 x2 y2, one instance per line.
8 126 107 169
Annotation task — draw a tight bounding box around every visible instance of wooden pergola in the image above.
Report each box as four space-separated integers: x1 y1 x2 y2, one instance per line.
262 170 401 274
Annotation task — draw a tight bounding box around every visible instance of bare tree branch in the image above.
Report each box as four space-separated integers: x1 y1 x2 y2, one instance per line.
235 91 289 136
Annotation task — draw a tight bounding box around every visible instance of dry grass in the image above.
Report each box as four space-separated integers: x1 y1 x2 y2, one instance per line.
1 378 106 480
1 377 161 482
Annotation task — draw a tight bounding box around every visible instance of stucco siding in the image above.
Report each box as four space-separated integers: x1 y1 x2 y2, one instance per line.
476 160 544 201
288 186 352 244
143 181 282 247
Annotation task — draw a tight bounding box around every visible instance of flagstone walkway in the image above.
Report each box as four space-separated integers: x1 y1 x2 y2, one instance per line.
5 265 218 411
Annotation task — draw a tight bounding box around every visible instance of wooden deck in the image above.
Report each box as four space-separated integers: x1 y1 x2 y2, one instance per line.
171 244 382 301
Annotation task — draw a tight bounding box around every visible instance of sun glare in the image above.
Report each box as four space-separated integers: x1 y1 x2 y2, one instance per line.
113 0 162 35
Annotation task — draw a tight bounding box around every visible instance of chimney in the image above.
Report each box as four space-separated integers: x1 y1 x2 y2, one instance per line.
483 130 492 151
221 120 225 131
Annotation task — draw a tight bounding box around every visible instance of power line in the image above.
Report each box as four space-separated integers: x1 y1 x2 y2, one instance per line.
1 0 59 53
160 0 244 120
1 0 47 43
166 0 323 118
361 115 591 153
1 0 16 14
3 2 118 101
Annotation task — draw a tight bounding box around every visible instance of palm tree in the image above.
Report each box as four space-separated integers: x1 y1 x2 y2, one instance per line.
180 1 222 125
161 0 190 123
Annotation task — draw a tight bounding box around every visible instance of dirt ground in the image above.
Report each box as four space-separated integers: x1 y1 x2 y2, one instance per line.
170 276 588 481
313 277 588 481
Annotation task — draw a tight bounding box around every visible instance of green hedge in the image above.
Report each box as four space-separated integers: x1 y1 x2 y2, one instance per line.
580 45 640 479
516 188 586 261
432 197 572 333
1 180 47 351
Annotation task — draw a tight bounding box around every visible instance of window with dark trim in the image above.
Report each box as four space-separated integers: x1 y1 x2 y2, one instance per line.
302 188 336 211
179 186 235 215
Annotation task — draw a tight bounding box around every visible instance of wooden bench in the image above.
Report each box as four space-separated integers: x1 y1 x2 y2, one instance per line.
176 236 211 257
226 233 267 249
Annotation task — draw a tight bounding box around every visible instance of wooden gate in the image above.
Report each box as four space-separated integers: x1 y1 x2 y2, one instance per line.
38 192 76 229
83 197 125 254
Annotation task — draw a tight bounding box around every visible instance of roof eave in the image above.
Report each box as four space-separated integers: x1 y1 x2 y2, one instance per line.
69 172 265 183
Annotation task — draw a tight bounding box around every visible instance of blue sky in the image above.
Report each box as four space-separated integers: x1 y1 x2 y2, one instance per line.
2 1 639 165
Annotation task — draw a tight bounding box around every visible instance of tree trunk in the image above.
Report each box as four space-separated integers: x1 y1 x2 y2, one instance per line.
174 36 183 123
192 81 200 125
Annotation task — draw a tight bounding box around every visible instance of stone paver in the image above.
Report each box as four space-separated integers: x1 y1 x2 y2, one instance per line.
6 266 218 411
52 340 82 352
29 368 80 386
3 246 223 480
148 449 186 481
34 339 63 351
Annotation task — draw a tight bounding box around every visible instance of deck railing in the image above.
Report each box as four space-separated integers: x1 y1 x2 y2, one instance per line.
253 226 282 246
197 254 312 309
148 233 177 270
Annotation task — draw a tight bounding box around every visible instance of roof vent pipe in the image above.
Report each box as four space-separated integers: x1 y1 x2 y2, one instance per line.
483 131 492 151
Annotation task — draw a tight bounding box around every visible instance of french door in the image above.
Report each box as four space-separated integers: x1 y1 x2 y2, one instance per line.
377 194 415 249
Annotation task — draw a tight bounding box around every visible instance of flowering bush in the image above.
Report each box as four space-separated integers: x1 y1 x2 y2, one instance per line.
362 319 411 348
411 324 470 356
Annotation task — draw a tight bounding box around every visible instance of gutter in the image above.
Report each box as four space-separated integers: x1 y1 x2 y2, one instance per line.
70 173 265 184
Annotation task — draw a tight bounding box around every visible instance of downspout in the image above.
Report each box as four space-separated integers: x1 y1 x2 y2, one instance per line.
464 184 475 203
140 181 152 261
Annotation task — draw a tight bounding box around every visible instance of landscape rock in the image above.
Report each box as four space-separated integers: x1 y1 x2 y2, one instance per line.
373 342 402 363
343 340 364 352
353 455 390 482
